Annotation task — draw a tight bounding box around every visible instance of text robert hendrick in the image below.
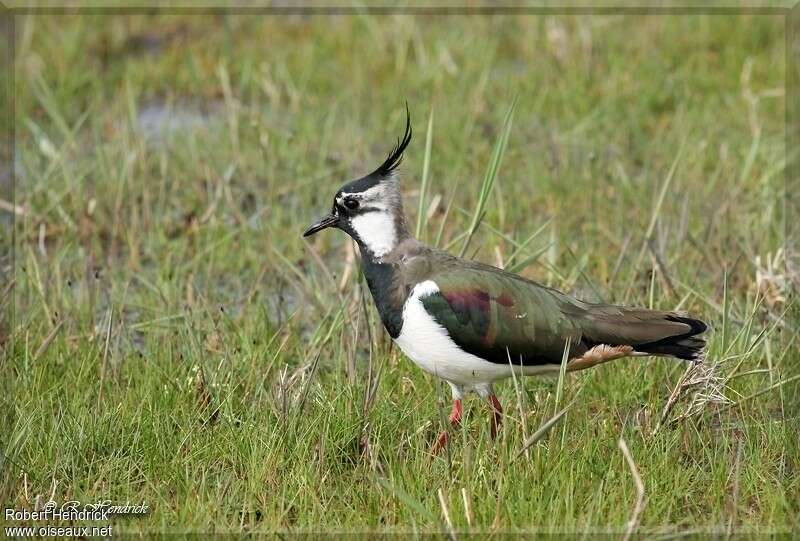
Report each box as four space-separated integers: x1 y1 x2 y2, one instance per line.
5 500 149 522
7 507 109 521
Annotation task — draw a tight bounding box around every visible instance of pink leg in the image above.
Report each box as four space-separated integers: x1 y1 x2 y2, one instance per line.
433 399 463 452
488 394 503 440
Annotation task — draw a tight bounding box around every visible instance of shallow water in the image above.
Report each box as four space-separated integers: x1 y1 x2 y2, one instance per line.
136 102 218 143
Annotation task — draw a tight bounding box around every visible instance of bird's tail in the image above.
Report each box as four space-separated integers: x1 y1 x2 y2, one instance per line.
578 307 708 362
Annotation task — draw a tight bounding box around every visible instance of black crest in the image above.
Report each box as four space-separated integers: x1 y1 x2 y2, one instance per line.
372 104 412 177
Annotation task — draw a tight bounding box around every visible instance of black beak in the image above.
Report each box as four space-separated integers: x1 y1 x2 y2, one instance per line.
303 213 339 237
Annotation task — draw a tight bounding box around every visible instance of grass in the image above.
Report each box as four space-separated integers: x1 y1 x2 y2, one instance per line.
3 12 798 535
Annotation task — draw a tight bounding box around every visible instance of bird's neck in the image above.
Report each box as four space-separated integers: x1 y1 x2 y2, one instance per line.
354 212 415 339
351 210 412 264
360 255 404 338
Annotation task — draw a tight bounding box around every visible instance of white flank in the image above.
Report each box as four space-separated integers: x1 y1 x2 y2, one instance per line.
350 211 397 259
394 280 560 394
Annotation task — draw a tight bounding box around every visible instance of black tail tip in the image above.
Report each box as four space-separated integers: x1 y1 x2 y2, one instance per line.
640 315 708 361
665 337 706 361
666 314 708 336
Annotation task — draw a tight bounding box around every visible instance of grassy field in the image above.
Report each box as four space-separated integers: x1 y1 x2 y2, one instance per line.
3 11 798 535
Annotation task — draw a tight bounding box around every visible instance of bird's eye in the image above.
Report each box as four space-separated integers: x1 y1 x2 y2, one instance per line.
343 198 359 210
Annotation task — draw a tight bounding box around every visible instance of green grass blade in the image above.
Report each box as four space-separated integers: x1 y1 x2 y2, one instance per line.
459 98 517 258
415 107 435 239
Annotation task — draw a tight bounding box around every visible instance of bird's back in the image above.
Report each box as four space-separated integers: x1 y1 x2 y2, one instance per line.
401 247 706 365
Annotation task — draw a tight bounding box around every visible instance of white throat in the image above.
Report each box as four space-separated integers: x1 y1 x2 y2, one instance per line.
350 210 397 259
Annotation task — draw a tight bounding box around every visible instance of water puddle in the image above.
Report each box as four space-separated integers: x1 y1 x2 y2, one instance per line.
136 101 220 143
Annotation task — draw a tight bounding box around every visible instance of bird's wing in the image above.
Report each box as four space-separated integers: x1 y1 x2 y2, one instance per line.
419 259 707 364
419 268 586 366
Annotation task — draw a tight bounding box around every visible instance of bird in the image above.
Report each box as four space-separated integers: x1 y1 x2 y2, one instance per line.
303 108 707 452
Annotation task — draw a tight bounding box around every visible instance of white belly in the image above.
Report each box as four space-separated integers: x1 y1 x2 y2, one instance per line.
394 280 559 389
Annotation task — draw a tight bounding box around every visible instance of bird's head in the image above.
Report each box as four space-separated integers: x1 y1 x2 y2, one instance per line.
303 107 413 260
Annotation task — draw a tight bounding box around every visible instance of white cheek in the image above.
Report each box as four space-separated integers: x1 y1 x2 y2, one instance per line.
350 211 397 258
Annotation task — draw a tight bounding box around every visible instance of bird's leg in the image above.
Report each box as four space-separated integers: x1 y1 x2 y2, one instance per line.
433 398 462 452
487 394 503 440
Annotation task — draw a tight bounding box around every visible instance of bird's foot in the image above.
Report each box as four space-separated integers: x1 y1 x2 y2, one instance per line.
431 398 462 454
488 394 503 440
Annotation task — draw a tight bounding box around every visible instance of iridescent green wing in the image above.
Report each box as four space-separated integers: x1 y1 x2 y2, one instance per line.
420 268 584 365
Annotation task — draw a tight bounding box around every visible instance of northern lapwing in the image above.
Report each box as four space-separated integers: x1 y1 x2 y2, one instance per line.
303 109 707 451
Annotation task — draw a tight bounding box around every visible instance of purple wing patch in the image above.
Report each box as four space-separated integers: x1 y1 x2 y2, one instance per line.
439 288 517 345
